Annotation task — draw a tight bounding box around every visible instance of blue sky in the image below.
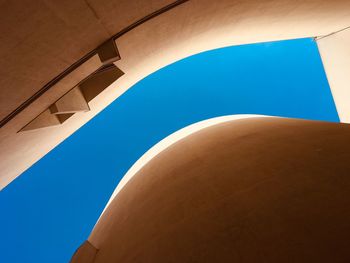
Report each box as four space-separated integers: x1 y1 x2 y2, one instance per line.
0 38 339 262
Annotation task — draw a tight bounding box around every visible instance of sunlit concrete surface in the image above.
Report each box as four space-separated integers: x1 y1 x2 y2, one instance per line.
317 27 350 123
72 117 350 262
99 115 268 220
1 0 350 188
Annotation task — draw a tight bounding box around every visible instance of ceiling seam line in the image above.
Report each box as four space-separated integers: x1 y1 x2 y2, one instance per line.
315 25 350 41
0 0 189 129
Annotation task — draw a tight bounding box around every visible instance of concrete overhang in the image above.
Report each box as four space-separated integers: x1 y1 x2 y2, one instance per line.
1 0 350 189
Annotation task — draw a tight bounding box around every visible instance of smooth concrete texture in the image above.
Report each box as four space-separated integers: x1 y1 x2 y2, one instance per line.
72 117 350 262
49 87 90 115
317 28 350 123
19 65 123 132
100 115 266 220
1 0 350 188
70 241 98 263
20 109 73 132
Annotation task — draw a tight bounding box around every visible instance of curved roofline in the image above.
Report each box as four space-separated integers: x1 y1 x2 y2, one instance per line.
97 114 270 224
2 0 350 189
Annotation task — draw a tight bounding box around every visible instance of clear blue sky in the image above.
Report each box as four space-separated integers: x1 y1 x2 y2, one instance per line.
0 38 339 262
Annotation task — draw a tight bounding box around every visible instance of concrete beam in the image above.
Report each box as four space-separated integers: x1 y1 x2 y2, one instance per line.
97 39 121 65
20 110 73 132
80 65 124 103
20 65 123 132
49 87 90 114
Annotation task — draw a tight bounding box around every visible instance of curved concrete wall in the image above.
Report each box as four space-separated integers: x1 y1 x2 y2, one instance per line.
1 0 350 188
100 115 267 218
72 117 350 262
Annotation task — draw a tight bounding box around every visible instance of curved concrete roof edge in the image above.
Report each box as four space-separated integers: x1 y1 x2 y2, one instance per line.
1 0 350 189
96 114 270 225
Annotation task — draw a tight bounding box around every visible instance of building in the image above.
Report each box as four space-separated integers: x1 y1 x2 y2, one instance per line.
71 117 350 262
0 1 350 262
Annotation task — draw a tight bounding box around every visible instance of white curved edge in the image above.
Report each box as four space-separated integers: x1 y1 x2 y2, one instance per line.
95 114 271 225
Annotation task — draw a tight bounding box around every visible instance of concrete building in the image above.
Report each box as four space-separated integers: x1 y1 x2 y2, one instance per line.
71 117 350 262
1 0 350 189
0 0 350 261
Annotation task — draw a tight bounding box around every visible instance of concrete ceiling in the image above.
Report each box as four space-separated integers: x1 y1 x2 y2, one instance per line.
1 0 350 189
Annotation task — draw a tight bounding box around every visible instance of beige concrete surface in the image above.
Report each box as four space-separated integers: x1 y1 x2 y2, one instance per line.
49 87 90 114
1 0 350 188
72 117 350 262
317 28 350 123
100 115 267 220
